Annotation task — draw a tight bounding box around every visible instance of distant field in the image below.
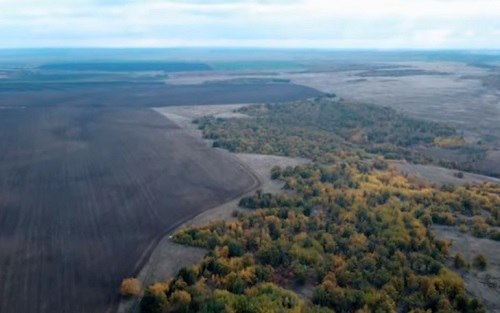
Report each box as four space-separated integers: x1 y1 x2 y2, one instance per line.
38 62 212 72
0 82 321 106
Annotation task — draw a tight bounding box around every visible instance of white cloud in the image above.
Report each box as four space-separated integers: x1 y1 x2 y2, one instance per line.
0 0 498 48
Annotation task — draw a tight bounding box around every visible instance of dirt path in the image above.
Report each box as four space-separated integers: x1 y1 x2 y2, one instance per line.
118 105 308 313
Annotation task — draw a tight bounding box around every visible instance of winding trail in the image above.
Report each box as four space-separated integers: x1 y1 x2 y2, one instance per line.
117 105 308 313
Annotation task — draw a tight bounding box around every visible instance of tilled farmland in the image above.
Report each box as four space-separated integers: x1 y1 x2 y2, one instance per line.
0 67 322 313
0 106 258 313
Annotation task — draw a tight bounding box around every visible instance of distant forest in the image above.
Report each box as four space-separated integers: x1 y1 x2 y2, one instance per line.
198 96 470 165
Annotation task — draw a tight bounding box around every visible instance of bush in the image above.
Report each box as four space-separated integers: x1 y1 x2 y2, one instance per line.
228 240 245 257
473 254 488 270
291 261 308 285
489 229 500 241
373 158 388 170
453 253 467 270
119 278 141 297
179 267 197 286
140 284 168 313
169 290 192 313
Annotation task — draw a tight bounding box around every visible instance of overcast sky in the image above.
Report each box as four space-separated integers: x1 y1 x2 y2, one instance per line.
0 0 499 49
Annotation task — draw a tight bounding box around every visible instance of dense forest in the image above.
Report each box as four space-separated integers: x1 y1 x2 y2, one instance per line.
196 96 482 167
133 97 499 313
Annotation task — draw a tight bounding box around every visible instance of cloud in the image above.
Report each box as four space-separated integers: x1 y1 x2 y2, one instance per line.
0 0 498 48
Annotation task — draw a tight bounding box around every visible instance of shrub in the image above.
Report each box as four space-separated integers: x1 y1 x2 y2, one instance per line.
228 240 245 257
473 254 488 270
140 284 168 313
169 290 192 313
119 278 141 297
179 267 197 286
373 158 388 170
489 229 500 241
453 253 467 270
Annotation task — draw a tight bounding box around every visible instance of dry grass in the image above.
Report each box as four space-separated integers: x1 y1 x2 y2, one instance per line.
433 225 500 312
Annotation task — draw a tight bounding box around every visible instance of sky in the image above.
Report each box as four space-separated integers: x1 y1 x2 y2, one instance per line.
0 0 499 49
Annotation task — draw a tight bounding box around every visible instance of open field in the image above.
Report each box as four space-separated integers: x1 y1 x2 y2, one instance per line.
0 63 321 313
0 106 259 313
0 82 320 105
153 104 251 143
392 161 500 186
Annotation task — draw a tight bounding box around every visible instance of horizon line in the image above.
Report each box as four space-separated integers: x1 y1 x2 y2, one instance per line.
1 47 499 52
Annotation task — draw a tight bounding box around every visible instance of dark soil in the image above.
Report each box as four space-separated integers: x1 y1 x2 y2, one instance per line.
0 106 258 313
0 70 322 313
0 82 321 105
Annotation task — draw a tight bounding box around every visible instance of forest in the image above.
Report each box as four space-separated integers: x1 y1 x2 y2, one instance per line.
196 96 482 168
135 97 499 313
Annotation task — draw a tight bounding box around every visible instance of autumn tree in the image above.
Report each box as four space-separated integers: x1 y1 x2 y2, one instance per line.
119 278 141 297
